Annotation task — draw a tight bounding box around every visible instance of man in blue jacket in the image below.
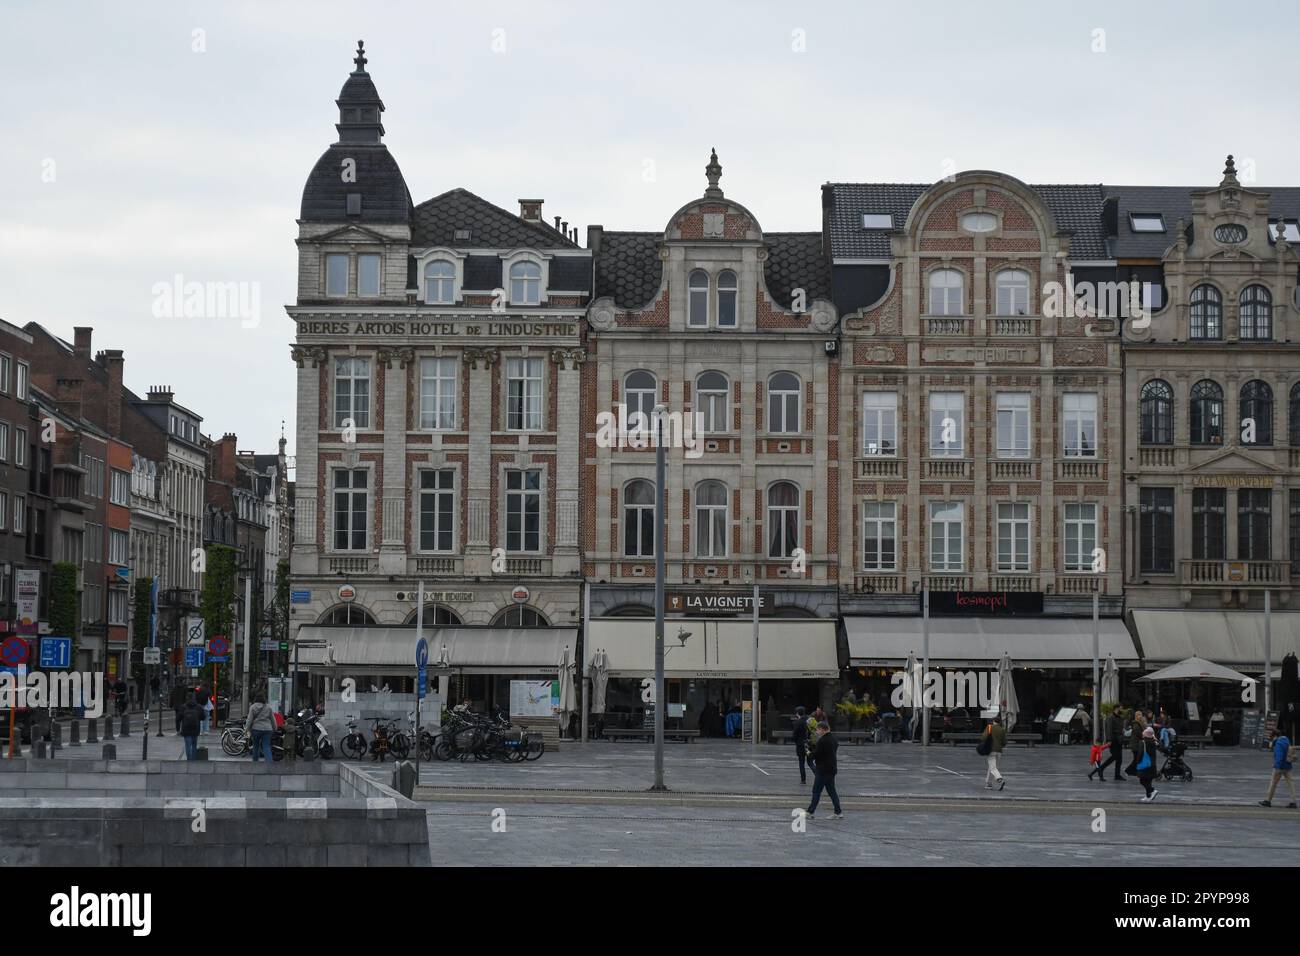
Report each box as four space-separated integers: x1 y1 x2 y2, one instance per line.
1258 728 1296 808
805 721 842 820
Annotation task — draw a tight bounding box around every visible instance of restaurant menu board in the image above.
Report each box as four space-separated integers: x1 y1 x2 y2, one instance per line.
509 680 558 718
1239 711 1275 748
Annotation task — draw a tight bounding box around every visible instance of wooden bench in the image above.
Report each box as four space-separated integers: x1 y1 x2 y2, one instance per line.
600 728 698 743
943 732 1039 747
770 730 795 743
1180 735 1210 750
1007 733 1040 747
839 730 873 745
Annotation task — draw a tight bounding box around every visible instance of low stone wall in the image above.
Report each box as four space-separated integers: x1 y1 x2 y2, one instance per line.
0 759 430 866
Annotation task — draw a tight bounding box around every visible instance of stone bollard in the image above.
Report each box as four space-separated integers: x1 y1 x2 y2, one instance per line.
86 718 98 744
7 735 20 758
195 747 208 761
70 721 81 746
103 715 115 741
119 714 130 737
392 760 416 799
50 723 61 753
35 741 47 759
102 743 116 760
284 719 296 764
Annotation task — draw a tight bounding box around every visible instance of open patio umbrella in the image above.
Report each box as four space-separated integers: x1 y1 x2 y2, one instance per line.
1135 657 1256 685
1101 654 1120 705
589 648 609 715
557 645 577 732
996 653 1019 731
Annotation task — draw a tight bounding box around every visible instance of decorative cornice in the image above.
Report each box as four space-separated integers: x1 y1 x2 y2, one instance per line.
462 347 500 369
291 345 327 368
550 347 586 370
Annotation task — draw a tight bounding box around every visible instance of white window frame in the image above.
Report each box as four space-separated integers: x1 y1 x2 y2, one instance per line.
505 469 543 553
862 500 896 571
696 372 729 434
357 253 381 296
862 392 898 457
0 354 9 394
996 502 1031 572
688 270 709 328
1063 393 1098 458
622 479 656 559
333 356 371 430
961 212 998 234
766 482 801 558
14 495 24 535
330 467 370 552
505 253 545 306
325 253 349 297
862 213 893 230
110 468 130 506
716 270 738 328
767 372 802 435
1129 213 1166 233
995 393 1031 459
928 392 965 458
506 357 543 431
1063 503 1098 571
624 371 658 435
424 260 456 304
694 480 729 558
994 269 1031 316
0 491 7 530
417 469 456 553
0 421 8 463
419 357 458 430
929 501 964 571
16 361 28 401
15 427 27 468
928 268 964 316
109 528 129 566
108 588 129 627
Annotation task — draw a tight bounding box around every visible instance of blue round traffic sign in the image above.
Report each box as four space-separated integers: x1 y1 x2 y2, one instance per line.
0 637 29 667
415 638 428 668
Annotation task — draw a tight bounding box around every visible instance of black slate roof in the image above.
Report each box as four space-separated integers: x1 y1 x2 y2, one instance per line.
594 232 663 308
826 183 1110 261
300 144 412 223
765 232 831 308
1103 185 1300 258
411 188 577 249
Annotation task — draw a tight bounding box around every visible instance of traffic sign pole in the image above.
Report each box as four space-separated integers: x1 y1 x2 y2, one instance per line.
415 580 425 790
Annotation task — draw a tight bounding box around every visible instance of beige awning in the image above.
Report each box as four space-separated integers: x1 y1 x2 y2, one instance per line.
1130 609 1300 668
585 618 839 679
844 616 1139 669
293 626 577 675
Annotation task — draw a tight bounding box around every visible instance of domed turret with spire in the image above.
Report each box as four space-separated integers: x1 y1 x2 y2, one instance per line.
299 40 412 223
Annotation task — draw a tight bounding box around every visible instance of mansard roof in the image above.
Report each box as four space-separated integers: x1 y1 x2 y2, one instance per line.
411 188 579 250
1103 184 1300 259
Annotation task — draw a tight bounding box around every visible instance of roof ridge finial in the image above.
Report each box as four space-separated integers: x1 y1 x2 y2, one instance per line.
1221 153 1238 187
353 39 368 73
704 147 723 199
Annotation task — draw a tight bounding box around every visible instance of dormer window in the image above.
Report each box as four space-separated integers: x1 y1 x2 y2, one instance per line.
509 261 542 305
716 270 738 327
1269 220 1300 243
961 212 997 233
1129 213 1166 233
862 213 893 230
425 260 455 304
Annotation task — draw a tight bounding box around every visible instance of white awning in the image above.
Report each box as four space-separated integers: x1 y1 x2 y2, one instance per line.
585 618 839 679
293 626 577 675
845 616 1139 669
1130 610 1300 668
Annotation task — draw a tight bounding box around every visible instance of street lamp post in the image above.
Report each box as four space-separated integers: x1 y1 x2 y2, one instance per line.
651 404 667 792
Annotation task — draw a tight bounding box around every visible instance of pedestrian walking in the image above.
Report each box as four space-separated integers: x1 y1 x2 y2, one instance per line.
1123 710 1147 775
1135 726 1160 802
1258 728 1297 808
245 694 276 762
179 698 203 760
805 721 842 820
201 693 214 734
1092 707 1127 781
792 706 810 785
978 717 1006 791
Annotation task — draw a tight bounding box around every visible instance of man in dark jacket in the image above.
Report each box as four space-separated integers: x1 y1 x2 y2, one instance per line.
1092 707 1126 781
179 699 203 760
792 706 810 784
805 721 842 820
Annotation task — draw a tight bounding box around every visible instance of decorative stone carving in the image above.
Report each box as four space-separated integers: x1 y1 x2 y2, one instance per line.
588 297 617 331
550 348 587 370
809 300 837 333
462 347 499 369
1056 344 1101 366
395 347 415 369
703 213 724 237
375 348 393 369
291 346 326 368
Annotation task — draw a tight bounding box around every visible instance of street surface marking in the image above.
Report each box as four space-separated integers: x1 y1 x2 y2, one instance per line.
750 763 770 776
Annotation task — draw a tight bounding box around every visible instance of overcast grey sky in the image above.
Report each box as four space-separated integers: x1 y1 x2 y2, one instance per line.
2 0 1298 455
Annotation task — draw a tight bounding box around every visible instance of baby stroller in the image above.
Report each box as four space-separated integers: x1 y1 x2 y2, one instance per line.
1158 739 1193 782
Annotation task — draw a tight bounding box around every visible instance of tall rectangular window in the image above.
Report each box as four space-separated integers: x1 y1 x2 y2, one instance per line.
109 529 129 566
1063 393 1098 457
1140 487 1174 573
331 469 368 551
0 491 7 530
108 589 128 626
505 470 541 552
1063 503 1098 571
1291 491 1300 575
1238 488 1271 561
928 392 965 457
14 495 24 535
419 357 457 430
862 393 898 456
928 501 964 571
996 503 1031 572
0 422 8 463
862 501 897 570
15 428 27 468
110 469 130 506
357 254 380 296
333 357 370 429
0 355 9 393
995 393 1031 458
16 362 27 401
1192 488 1225 560
506 358 542 431
326 254 348 296
418 469 455 552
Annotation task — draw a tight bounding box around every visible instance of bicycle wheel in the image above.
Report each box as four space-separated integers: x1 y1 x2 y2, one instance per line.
318 740 334 760
418 734 434 761
389 732 410 760
220 731 243 757
434 739 452 761
525 738 545 761
341 732 367 761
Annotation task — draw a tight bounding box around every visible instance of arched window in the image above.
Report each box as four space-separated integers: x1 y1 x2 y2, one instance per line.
1190 284 1222 340
929 268 964 316
1240 380 1273 445
492 606 549 627
694 480 729 558
1190 380 1224 445
1239 285 1272 340
508 261 541 305
766 481 801 558
696 371 729 433
623 479 656 557
767 372 801 434
403 605 462 626
624 371 657 434
424 260 455 304
994 269 1030 316
1290 382 1300 447
319 605 377 626
688 270 709 327
1139 380 1174 445
716 270 738 327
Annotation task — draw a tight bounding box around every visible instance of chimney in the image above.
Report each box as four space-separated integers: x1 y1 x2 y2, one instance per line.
586 225 604 254
73 327 92 361
518 199 544 223
554 216 562 231
147 385 174 404
820 183 835 260
55 378 84 424
215 433 238 482
102 349 124 436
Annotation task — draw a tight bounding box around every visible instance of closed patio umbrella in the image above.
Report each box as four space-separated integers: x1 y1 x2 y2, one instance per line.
1101 654 1119 705
558 645 577 732
996 653 1019 732
589 648 609 715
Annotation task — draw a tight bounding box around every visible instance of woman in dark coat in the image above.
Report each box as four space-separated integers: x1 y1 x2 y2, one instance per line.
1135 727 1161 802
